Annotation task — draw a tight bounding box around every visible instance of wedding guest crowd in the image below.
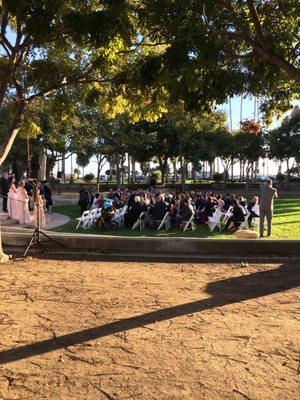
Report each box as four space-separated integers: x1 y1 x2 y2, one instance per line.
78 181 277 234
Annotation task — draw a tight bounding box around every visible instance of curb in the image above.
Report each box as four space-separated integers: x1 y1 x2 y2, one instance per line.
2 230 300 258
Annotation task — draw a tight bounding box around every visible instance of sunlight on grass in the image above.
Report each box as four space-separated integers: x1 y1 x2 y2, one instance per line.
52 199 300 239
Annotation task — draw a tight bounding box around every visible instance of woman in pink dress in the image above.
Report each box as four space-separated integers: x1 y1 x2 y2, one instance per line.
17 181 33 225
7 177 18 220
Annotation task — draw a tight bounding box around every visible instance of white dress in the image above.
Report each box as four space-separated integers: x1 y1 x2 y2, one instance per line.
17 187 33 225
33 196 46 229
7 184 18 220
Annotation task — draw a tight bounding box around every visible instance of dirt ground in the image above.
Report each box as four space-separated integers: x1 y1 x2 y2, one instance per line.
0 257 299 400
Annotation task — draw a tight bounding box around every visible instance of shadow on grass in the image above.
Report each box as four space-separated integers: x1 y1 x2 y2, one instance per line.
0 262 299 365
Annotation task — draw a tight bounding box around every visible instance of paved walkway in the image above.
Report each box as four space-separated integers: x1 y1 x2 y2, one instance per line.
0 212 70 230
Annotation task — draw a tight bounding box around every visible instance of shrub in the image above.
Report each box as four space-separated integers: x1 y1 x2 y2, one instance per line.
68 173 75 183
83 173 95 183
152 170 162 183
213 172 224 182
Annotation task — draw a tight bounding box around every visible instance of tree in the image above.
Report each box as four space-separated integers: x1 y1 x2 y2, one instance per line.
233 121 265 182
138 0 299 119
267 107 300 177
0 0 145 168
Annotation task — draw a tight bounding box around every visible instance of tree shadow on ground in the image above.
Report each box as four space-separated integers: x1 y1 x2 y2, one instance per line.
0 262 299 365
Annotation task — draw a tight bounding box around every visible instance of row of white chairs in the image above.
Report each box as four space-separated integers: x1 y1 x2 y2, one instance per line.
76 206 129 230
132 211 195 232
76 205 260 233
208 205 260 233
76 208 102 230
132 211 172 231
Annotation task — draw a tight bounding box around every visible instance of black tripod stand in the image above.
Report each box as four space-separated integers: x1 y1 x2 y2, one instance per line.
23 198 64 257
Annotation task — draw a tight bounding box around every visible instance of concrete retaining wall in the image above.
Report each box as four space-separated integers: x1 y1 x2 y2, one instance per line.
2 230 300 258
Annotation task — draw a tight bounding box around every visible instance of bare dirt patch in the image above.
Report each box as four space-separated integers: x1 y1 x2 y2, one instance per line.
0 258 299 399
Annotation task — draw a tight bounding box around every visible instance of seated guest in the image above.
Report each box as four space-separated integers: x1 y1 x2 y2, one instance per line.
216 194 225 210
176 198 194 229
198 195 217 224
96 193 105 208
101 199 116 224
195 193 207 211
91 193 100 209
149 194 170 225
165 193 175 207
247 196 259 227
124 196 147 228
223 193 231 211
205 195 218 217
238 196 247 209
224 199 245 231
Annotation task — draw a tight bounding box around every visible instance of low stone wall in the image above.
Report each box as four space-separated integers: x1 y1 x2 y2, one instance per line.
3 230 300 258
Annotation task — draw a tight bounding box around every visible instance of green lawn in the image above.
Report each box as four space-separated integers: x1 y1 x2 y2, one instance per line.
52 199 300 239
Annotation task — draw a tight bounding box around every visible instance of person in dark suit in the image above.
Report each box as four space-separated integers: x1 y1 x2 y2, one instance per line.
0 172 9 212
149 194 170 225
43 181 53 213
224 199 245 231
259 179 278 237
124 196 147 228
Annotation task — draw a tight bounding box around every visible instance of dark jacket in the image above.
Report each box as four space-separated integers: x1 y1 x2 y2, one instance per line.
43 185 52 201
152 200 169 220
0 177 9 196
182 203 194 220
125 202 147 227
232 204 245 221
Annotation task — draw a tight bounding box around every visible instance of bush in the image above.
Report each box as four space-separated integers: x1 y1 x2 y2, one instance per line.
68 173 75 183
83 173 95 183
213 172 224 182
152 170 162 183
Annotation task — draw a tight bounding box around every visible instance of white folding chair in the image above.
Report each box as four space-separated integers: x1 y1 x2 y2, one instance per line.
157 211 171 231
222 206 233 223
84 208 101 229
112 206 127 227
208 209 222 232
132 212 146 230
239 212 250 230
182 213 195 232
76 210 90 230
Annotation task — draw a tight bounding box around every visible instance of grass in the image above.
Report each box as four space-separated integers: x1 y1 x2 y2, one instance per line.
52 199 300 239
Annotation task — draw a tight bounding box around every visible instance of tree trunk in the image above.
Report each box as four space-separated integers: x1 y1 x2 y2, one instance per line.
96 158 101 192
26 137 31 178
0 103 26 262
173 159 177 183
116 154 121 189
0 102 26 166
131 158 136 183
61 152 66 182
286 158 290 178
192 164 197 183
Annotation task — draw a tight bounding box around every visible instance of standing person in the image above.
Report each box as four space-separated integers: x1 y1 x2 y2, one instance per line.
17 181 33 225
259 179 278 237
7 176 18 220
43 181 53 213
78 186 90 215
33 186 46 229
0 172 9 212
